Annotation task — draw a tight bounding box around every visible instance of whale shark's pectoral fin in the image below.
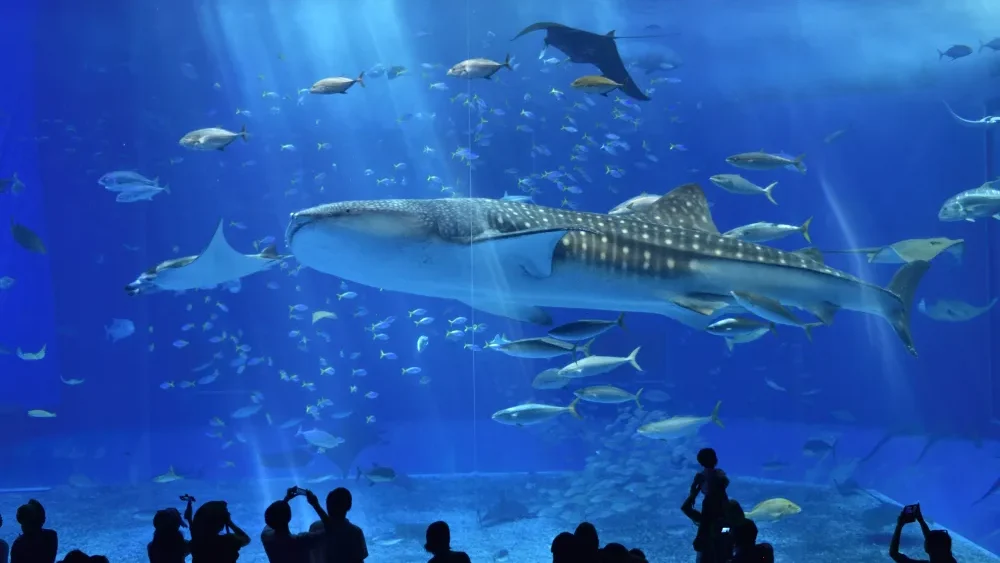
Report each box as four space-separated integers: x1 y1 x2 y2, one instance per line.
470 228 579 278
459 299 553 326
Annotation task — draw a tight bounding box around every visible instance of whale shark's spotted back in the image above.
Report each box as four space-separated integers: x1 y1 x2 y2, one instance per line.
289 185 863 285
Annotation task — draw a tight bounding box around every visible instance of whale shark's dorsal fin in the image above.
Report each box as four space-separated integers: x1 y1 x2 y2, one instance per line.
633 183 720 234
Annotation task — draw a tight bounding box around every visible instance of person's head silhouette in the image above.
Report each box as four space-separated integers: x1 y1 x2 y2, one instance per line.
925 529 953 561
697 448 718 469
326 487 352 518
424 521 451 555
264 501 292 532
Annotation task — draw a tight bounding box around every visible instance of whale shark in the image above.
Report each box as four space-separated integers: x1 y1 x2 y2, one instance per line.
284 184 930 355
126 219 287 295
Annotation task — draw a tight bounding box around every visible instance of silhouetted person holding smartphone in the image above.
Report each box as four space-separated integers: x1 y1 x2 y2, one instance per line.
148 494 194 563
189 500 251 563
890 503 956 563
262 486 330 563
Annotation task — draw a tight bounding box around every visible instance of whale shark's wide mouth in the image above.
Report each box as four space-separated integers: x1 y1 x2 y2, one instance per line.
285 211 316 247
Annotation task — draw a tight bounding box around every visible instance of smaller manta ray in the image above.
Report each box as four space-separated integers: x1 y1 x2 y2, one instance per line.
943 101 1000 128
477 492 537 528
126 219 287 295
820 237 964 265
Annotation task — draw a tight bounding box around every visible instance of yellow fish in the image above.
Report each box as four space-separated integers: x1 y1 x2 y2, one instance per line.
745 498 801 521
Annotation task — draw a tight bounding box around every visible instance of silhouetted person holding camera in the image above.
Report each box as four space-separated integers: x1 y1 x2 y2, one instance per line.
890 503 956 563
318 487 367 563
10 499 57 563
682 448 731 563
148 494 194 563
262 486 331 563
188 500 251 563
423 521 470 563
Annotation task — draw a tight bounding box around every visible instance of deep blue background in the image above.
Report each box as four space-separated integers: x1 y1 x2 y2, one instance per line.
2 0 1000 551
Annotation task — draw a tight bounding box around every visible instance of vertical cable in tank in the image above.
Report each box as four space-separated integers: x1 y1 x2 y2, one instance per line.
462 0 478 474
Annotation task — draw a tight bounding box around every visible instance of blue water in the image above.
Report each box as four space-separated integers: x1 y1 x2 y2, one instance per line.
2 0 1000 560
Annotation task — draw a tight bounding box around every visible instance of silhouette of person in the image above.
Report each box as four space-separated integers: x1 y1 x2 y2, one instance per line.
261 487 330 563
627 547 647 563
574 522 600 563
10 499 57 563
683 448 730 563
148 499 193 563
1 511 8 563
188 500 251 563
320 487 367 563
423 521 470 563
550 532 577 563
87 557 109 563
890 504 956 563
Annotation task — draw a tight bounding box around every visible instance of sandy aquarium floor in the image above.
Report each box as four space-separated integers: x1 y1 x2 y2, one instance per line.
0 473 996 563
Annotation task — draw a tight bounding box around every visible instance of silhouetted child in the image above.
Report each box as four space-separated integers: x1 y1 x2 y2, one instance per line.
573 522 600 563
695 448 730 519
188 501 251 563
321 487 367 563
423 521 470 563
682 449 730 563
1 511 8 563
628 548 647 563
10 499 57 563
148 507 191 563
261 487 329 563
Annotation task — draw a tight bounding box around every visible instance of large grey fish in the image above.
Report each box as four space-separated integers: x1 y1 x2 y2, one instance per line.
310 73 366 94
446 55 512 79
938 182 1000 222
284 183 930 355
126 219 287 295
179 126 248 151
726 151 806 174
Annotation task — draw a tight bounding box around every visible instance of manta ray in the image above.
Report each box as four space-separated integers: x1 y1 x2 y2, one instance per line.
943 101 1000 128
819 237 964 264
477 492 537 527
512 22 662 101
284 183 930 355
126 219 287 295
